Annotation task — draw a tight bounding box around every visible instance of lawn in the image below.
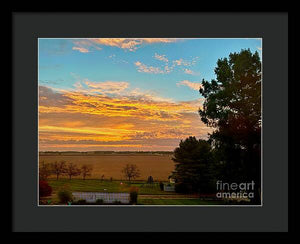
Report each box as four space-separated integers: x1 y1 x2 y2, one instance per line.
47 179 175 195
44 179 224 205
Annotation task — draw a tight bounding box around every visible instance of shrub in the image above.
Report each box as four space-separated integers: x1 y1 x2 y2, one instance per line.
57 189 72 204
113 200 122 205
147 176 154 184
75 199 87 205
129 186 139 204
95 199 104 205
159 182 164 191
175 183 193 194
39 180 52 198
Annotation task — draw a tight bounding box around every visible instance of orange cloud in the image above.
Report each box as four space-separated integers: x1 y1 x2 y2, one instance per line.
39 85 210 151
83 80 129 94
72 38 177 52
72 46 89 53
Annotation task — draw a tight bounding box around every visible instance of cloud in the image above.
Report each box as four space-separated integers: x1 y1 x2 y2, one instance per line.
154 53 168 62
173 57 199 67
177 80 202 91
39 82 209 151
71 40 102 53
127 88 173 103
135 54 199 75
183 69 198 75
134 61 167 74
39 86 74 107
83 80 129 94
72 38 177 52
72 46 90 53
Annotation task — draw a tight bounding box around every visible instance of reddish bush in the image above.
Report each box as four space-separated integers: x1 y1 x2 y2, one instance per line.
39 180 52 198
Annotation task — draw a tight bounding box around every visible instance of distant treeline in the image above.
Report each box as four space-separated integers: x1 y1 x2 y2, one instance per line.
39 151 174 156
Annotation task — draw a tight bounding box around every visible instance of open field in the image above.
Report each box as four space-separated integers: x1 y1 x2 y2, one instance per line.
47 179 176 195
39 153 174 181
39 152 226 206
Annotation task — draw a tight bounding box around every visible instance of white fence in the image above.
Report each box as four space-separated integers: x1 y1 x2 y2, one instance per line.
72 192 130 203
163 185 175 192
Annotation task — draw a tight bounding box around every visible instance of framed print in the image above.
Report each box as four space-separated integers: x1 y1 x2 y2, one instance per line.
38 37 262 207
12 11 292 235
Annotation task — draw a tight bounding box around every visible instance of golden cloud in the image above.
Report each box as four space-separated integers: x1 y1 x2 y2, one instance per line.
72 38 177 52
72 46 90 53
39 84 210 151
83 80 129 94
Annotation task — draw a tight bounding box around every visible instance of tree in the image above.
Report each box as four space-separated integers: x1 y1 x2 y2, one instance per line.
100 174 105 181
66 163 81 180
81 165 93 180
51 161 67 180
199 49 261 203
122 164 140 181
39 161 52 181
170 137 215 194
147 176 154 184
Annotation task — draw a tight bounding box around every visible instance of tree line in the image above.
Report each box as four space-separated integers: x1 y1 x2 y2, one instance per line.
39 161 142 182
39 161 93 180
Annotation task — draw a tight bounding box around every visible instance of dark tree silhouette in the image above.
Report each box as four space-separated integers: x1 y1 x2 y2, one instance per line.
147 176 154 184
199 49 261 203
170 137 215 194
66 163 81 180
81 165 93 180
39 161 52 181
51 161 67 180
122 164 140 182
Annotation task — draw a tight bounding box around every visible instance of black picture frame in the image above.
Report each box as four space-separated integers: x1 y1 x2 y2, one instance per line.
10 11 295 238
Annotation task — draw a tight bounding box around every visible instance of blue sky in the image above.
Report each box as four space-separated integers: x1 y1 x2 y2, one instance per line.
39 38 262 102
38 38 262 151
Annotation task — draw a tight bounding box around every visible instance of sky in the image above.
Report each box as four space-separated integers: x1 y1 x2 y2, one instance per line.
38 38 262 151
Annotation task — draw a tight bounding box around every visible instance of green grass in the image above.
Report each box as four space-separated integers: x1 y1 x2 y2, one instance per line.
43 179 224 205
137 198 224 205
47 179 174 195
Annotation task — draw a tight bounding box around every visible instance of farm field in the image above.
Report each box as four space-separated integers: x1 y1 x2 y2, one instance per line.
39 152 226 206
39 153 174 181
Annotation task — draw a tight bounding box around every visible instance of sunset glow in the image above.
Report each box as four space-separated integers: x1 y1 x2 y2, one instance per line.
39 38 261 151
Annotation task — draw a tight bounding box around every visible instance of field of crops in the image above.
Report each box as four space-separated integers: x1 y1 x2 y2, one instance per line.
39 153 175 181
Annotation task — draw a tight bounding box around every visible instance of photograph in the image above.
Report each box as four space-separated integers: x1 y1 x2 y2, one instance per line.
38 38 262 206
